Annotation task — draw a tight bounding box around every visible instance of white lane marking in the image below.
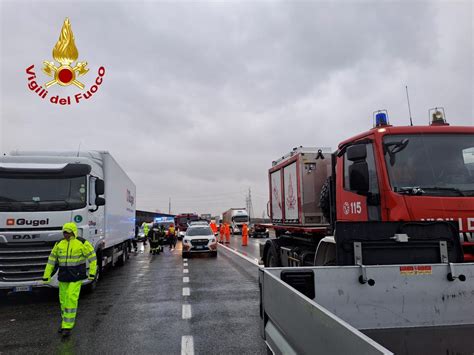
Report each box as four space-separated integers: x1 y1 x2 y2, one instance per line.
181 335 194 355
218 243 261 267
183 269 189 274
182 287 190 296
182 304 192 319
183 258 188 262
183 277 189 283
183 262 188 267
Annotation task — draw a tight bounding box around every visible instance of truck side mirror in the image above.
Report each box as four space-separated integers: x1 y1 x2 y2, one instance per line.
349 162 369 195
347 144 367 161
95 179 105 195
95 197 106 206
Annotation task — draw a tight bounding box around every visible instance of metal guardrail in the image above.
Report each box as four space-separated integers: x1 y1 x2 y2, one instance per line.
259 268 392 355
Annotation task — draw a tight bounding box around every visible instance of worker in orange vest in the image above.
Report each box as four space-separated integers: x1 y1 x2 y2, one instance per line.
219 224 225 243
210 221 217 235
242 223 248 246
224 223 231 244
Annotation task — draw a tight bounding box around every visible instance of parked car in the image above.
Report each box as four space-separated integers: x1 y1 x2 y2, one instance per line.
182 225 217 258
249 224 269 238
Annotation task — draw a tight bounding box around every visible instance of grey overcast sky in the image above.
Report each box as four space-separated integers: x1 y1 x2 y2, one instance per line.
0 0 473 217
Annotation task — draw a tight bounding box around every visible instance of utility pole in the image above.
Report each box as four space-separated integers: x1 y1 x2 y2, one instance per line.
168 197 171 214
247 187 254 223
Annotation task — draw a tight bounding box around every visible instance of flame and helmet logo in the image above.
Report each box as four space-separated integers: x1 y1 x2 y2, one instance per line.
42 18 89 89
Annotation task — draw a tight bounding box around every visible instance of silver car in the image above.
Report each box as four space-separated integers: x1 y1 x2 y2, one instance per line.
182 225 217 258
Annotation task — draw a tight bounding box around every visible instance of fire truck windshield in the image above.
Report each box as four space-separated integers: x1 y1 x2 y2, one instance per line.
383 134 474 196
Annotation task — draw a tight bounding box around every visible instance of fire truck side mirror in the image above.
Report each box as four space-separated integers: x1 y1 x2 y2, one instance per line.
349 162 369 195
346 144 367 161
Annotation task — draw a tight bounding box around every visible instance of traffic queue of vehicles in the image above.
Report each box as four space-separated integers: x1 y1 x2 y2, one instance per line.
258 110 474 354
0 151 136 293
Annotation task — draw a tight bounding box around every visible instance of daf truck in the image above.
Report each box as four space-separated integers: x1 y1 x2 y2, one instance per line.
0 150 136 293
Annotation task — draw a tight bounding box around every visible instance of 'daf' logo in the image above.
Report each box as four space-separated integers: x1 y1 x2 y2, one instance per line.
25 18 105 106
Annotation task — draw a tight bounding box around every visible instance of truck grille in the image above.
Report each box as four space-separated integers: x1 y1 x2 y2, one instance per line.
0 242 55 282
191 239 209 247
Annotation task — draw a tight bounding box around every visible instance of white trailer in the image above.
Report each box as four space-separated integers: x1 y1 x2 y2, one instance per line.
0 151 136 292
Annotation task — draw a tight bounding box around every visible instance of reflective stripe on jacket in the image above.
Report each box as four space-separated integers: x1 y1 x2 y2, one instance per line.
43 237 97 282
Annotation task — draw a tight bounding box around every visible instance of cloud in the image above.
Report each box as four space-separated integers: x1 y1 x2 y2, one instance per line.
1 0 472 216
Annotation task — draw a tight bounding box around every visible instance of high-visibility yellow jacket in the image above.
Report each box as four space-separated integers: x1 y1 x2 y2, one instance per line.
43 237 97 282
143 223 150 237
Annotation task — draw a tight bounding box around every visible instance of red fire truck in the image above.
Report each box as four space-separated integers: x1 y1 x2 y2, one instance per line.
174 213 199 239
260 109 474 266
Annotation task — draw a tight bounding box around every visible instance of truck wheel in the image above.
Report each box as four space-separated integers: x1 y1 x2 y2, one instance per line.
117 244 128 267
319 177 331 220
265 243 281 267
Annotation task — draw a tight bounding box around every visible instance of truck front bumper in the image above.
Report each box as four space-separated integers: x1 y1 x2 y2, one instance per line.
0 273 93 291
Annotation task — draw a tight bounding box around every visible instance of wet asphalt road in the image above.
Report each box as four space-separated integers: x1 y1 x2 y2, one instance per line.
0 242 266 355
225 233 272 263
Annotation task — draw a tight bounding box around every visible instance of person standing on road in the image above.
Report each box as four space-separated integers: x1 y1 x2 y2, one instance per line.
148 224 161 255
132 223 139 252
242 223 248 246
143 222 150 247
168 223 176 251
219 224 224 243
42 222 97 337
210 221 217 236
224 223 231 244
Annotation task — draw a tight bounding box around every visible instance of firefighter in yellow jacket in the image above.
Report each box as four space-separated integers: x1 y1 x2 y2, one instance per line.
43 222 97 337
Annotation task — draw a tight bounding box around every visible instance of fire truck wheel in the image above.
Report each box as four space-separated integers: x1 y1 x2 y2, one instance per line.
265 243 281 267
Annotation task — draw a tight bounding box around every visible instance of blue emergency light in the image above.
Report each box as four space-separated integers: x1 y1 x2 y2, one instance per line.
373 110 389 127
376 112 387 126
154 216 174 223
